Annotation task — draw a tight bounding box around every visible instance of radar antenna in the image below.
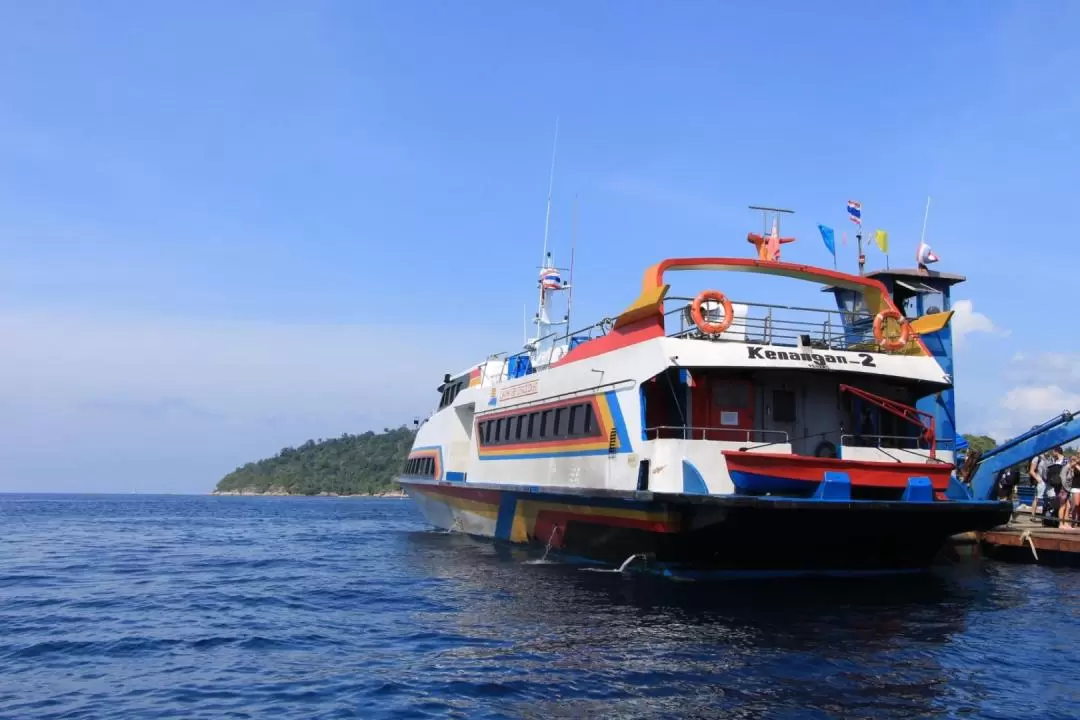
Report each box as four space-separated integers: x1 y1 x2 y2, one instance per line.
747 205 796 262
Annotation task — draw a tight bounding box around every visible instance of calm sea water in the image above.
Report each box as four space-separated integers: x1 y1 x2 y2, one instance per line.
1 495 1077 719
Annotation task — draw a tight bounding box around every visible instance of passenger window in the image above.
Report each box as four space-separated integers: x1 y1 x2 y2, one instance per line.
714 382 748 408
503 418 512 442
582 404 594 435
553 407 565 437
540 410 551 438
494 418 503 444
528 412 539 440
514 415 524 441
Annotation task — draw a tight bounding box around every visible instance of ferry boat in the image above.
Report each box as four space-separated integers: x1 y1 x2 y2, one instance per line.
398 217 1011 573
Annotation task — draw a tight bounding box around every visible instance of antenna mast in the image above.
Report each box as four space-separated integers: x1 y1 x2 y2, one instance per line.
534 118 561 343
566 194 578 331
919 195 932 245
540 117 559 268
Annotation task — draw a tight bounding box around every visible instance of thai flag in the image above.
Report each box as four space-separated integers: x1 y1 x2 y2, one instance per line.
917 242 939 265
540 268 562 290
847 200 862 225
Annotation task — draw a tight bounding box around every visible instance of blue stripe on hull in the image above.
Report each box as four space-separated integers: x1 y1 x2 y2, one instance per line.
402 479 1012 573
494 494 517 540
729 470 813 494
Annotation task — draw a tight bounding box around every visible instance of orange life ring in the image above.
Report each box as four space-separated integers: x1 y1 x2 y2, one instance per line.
873 309 910 351
691 290 734 335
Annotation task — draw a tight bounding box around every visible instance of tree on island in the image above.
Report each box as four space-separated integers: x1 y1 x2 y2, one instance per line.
962 434 998 455
215 427 414 495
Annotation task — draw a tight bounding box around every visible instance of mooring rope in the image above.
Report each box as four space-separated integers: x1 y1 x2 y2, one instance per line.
1019 529 1039 562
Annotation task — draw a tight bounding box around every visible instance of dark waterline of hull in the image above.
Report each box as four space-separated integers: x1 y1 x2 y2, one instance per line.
404 481 1013 573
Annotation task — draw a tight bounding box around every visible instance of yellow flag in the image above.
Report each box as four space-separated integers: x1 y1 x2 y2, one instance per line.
875 229 889 253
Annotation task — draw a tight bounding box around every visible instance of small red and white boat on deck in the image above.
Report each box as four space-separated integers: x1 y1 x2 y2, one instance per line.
722 383 954 498
399 210 1010 574
723 452 954 495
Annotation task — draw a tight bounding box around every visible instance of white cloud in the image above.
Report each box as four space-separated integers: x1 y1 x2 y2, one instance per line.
951 299 1002 347
0 309 503 492
1002 385 1080 417
985 353 1080 438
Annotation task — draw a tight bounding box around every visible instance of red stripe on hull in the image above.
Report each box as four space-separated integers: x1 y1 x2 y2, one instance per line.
407 483 501 506
533 510 680 549
722 452 954 491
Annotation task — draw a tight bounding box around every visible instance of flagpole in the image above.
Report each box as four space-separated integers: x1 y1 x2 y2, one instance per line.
920 195 931 246
857 230 865 275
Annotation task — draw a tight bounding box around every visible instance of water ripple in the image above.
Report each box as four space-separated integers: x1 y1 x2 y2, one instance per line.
0 494 1077 718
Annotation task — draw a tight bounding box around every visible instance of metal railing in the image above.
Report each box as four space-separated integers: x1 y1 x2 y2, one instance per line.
461 294 916 402
644 426 790 443
664 297 916 354
840 433 930 450
839 433 953 464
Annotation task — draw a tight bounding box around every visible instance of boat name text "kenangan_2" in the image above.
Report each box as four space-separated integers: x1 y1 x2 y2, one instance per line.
746 346 878 367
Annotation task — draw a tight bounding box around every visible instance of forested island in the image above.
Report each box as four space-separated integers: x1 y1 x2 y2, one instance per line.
213 427 414 496
212 428 1002 496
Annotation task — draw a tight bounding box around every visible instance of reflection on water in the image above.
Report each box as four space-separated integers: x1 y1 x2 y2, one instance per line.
0 496 1074 719
404 529 1076 719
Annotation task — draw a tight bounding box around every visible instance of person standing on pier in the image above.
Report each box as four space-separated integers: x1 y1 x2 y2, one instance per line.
1030 447 1066 521
1062 454 1080 529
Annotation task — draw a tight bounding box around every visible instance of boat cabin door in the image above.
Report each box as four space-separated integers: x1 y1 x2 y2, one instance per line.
691 375 755 442
761 384 798 450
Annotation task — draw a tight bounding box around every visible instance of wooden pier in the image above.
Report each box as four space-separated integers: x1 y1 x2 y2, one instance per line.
946 522 1080 567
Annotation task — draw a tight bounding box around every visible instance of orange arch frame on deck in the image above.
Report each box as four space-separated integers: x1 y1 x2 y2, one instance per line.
612 257 930 357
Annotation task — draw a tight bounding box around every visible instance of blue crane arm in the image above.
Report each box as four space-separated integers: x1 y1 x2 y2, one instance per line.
969 411 1080 500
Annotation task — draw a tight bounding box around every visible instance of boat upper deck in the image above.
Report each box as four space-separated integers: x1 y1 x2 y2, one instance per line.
436 257 954 402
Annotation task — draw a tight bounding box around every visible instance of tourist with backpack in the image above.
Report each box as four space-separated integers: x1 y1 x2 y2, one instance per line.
1030 447 1066 521
1034 447 1066 524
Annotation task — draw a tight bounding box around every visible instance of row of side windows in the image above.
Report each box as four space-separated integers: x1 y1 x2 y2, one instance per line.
439 380 465 410
404 457 436 476
478 402 599 447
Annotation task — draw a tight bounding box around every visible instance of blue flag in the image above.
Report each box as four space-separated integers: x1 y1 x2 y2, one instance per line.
818 224 836 257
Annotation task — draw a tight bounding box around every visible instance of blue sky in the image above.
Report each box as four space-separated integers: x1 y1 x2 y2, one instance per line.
1 1 1077 492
